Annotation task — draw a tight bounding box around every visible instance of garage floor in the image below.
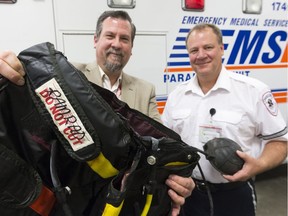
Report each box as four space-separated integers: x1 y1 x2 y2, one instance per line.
255 163 287 216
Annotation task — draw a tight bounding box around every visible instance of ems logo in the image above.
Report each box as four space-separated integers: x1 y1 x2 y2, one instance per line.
262 91 278 116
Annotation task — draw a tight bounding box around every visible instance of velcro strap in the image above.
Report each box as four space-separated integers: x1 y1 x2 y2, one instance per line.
102 201 124 216
141 194 153 216
29 185 56 216
87 152 119 178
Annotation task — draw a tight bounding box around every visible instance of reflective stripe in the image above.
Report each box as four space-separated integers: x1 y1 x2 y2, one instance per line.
247 180 257 215
87 152 119 178
258 126 287 140
102 201 124 216
141 194 153 216
29 185 55 216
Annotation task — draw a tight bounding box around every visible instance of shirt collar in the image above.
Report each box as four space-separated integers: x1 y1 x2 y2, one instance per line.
186 66 231 95
98 65 122 92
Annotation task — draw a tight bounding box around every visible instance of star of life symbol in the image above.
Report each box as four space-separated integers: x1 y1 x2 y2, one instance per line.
262 91 278 116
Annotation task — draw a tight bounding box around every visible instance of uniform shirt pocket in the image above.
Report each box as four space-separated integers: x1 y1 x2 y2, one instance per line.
213 109 243 125
171 109 191 120
170 109 192 133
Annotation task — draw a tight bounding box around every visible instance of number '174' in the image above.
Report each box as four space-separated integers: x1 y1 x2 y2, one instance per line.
272 2 287 11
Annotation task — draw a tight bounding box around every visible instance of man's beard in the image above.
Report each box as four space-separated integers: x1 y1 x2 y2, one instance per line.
104 49 124 73
104 61 123 73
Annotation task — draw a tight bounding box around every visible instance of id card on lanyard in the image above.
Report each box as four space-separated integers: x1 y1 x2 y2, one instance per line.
199 108 222 143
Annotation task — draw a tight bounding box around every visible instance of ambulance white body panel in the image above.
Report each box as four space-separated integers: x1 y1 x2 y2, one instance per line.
0 0 287 120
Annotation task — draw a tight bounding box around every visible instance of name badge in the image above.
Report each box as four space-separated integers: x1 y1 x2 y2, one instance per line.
199 125 222 143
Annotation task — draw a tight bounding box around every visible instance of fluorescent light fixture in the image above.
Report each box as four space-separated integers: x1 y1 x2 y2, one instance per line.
243 0 262 14
0 0 16 3
107 0 136 8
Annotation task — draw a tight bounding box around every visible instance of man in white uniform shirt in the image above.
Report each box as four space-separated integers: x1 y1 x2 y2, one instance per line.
162 23 287 216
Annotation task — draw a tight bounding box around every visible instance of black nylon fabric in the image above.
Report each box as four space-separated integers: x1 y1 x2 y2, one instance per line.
0 143 42 208
0 73 108 216
0 42 200 216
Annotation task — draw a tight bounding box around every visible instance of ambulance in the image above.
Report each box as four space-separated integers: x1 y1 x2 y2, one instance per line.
0 0 287 120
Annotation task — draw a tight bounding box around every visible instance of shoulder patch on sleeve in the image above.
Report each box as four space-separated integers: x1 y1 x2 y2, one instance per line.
262 91 278 116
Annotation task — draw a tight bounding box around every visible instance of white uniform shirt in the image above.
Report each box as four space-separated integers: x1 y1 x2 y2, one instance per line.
162 66 287 183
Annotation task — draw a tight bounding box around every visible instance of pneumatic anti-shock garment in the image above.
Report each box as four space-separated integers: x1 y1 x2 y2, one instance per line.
0 42 200 216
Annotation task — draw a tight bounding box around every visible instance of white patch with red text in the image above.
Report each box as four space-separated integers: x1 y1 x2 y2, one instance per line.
36 78 93 151
262 91 278 116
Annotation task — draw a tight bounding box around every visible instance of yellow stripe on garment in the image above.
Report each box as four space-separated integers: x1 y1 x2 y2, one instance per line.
165 161 189 166
87 152 119 178
141 194 153 216
102 201 124 216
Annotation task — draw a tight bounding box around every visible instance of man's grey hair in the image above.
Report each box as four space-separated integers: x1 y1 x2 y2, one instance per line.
96 10 136 45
